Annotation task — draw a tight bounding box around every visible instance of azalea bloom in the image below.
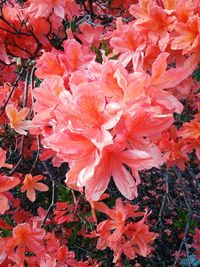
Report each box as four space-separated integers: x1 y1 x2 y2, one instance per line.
76 23 103 46
150 52 190 90
1 0 200 265
179 119 200 139
35 53 65 79
53 202 72 224
21 174 49 202
129 1 176 51
83 142 164 201
0 175 20 214
93 198 157 263
122 217 158 259
171 15 200 54
159 126 190 170
56 245 78 266
110 18 146 65
6 223 46 266
5 104 32 135
178 119 200 159
27 0 67 19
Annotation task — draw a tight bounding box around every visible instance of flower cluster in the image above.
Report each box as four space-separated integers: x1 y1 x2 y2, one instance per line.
0 0 199 266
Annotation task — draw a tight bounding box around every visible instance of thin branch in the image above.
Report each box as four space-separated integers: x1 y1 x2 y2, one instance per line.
173 166 193 267
28 65 41 173
30 135 41 173
23 68 30 107
9 135 25 175
0 68 24 117
41 161 56 227
89 0 94 19
29 65 36 116
155 172 169 227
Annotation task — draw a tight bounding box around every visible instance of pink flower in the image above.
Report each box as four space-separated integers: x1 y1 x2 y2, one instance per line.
27 0 67 19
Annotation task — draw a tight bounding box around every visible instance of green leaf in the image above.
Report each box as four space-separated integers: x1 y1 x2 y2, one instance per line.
69 21 76 33
69 221 82 243
57 184 72 203
102 39 110 56
35 78 42 87
65 221 79 228
109 53 119 61
92 46 103 63
0 229 12 237
174 208 198 234
194 68 200 81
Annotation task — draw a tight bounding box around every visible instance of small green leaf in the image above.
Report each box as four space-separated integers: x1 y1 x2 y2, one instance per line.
109 53 119 61
174 208 198 234
194 69 200 81
69 21 76 33
102 39 110 56
65 221 78 228
69 221 82 243
92 46 103 63
57 184 72 203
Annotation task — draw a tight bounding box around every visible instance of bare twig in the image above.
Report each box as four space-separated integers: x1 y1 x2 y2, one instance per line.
89 0 94 19
30 135 41 173
28 66 41 173
155 172 170 227
173 166 193 267
29 65 36 116
0 68 24 117
41 161 56 227
9 135 25 175
23 68 30 107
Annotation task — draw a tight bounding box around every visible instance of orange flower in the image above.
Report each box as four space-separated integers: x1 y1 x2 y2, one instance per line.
5 104 32 135
21 174 49 202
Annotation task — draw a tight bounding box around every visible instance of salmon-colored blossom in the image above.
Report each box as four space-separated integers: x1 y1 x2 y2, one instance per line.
129 1 176 51
178 118 200 160
27 0 67 19
21 174 49 202
93 198 157 263
159 126 190 170
171 15 200 54
179 119 200 139
5 104 31 135
6 223 46 266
